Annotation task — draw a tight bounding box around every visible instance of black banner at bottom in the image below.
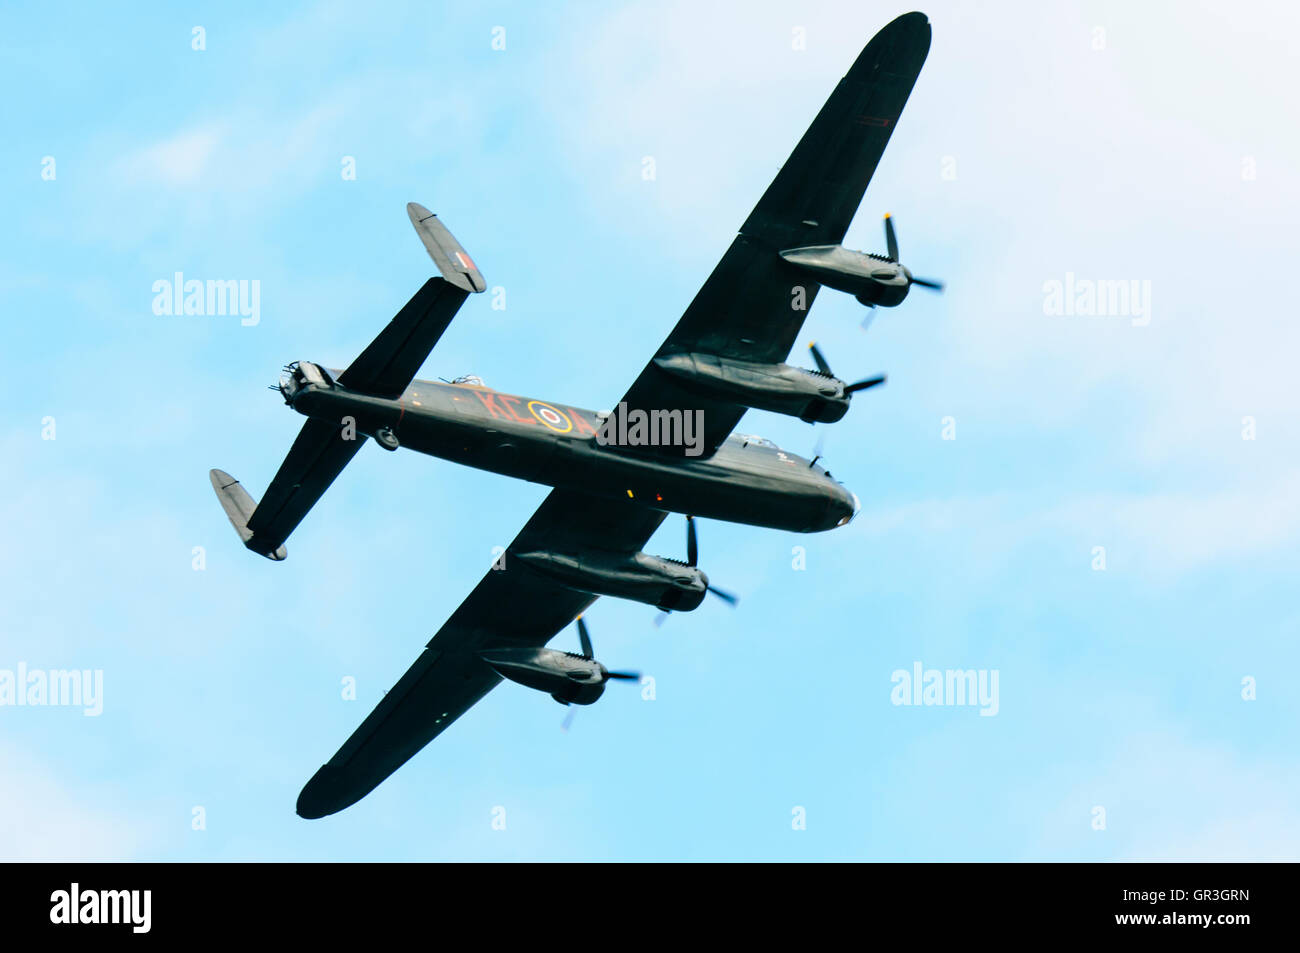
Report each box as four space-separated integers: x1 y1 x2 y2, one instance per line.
2 861 1277 939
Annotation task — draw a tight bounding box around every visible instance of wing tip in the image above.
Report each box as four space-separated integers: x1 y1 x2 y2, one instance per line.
892 11 932 31
850 10 932 77
296 764 353 819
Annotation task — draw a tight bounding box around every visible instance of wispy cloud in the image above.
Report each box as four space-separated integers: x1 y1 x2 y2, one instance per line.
121 125 225 187
0 742 160 861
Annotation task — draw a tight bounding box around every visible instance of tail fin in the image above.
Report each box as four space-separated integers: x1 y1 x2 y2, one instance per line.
210 469 288 560
407 202 486 293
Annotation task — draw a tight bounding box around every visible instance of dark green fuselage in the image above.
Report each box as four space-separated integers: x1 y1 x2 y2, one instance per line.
288 373 858 534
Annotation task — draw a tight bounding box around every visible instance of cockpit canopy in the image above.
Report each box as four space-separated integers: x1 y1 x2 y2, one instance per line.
452 374 485 387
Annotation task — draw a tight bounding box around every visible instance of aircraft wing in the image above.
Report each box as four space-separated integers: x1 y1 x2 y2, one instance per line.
296 489 668 818
611 11 931 458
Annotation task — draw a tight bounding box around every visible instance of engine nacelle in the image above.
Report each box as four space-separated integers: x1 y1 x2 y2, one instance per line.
479 647 608 706
653 352 850 424
779 244 910 307
513 549 708 611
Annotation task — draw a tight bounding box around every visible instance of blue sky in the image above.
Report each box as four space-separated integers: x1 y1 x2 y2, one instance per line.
2 0 1297 860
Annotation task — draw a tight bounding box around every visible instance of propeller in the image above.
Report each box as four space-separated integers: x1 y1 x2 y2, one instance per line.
808 423 840 481
654 517 738 625
575 615 639 678
577 615 594 658
808 341 887 396
882 214 944 292
686 516 739 605
810 426 827 467
563 616 639 730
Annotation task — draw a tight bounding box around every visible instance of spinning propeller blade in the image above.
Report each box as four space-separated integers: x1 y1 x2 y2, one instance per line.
706 585 739 605
576 615 593 658
883 214 943 294
686 516 737 607
807 342 886 398
844 374 887 394
571 616 640 683
660 517 739 622
808 341 834 377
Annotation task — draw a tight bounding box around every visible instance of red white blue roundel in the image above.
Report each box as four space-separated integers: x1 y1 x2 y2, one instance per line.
527 401 572 433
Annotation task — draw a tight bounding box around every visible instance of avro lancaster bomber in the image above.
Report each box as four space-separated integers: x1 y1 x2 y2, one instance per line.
211 11 936 818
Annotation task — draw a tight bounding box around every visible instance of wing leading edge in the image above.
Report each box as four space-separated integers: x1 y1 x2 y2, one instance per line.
296 490 667 818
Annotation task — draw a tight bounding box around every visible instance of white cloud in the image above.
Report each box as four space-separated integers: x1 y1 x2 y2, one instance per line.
123 125 224 187
1046 730 1300 862
1046 472 1300 574
847 470 1300 580
0 742 158 861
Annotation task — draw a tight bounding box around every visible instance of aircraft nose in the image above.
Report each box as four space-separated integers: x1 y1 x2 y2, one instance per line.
832 489 860 528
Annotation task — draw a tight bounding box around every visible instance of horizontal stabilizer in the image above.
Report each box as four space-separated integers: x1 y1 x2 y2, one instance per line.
213 415 368 559
243 418 368 556
337 276 469 399
209 469 287 561
406 202 486 293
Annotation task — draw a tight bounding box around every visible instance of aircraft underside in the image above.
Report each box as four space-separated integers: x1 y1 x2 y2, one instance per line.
211 10 932 819
287 377 859 535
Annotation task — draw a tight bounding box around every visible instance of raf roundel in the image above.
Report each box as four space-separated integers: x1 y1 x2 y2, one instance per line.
527 400 573 433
